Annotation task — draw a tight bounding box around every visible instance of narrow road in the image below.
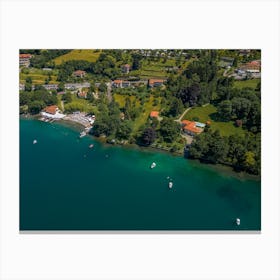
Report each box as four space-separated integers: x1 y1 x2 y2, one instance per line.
175 107 192 123
106 82 112 102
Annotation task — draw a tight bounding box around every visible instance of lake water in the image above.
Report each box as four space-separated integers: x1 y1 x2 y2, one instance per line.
20 119 261 230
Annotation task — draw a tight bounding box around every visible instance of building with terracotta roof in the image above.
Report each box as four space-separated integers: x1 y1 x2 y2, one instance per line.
181 120 203 136
149 79 164 87
112 80 131 88
239 61 261 73
41 105 65 119
112 80 123 88
77 90 87 98
19 53 33 67
43 105 59 115
73 70 86 78
150 111 159 118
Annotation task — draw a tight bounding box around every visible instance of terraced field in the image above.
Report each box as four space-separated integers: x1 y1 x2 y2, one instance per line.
52 49 101 65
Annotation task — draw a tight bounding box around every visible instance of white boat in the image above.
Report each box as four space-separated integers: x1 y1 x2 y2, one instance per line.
79 131 86 138
168 181 173 189
150 162 156 169
33 139 37 144
236 218 241 226
89 144 94 148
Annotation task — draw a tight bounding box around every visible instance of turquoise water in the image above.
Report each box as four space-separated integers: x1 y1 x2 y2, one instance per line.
20 119 261 230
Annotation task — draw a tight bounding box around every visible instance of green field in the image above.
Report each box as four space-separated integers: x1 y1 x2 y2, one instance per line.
62 94 97 113
20 68 59 85
183 104 245 137
114 93 161 132
234 79 260 89
53 49 101 65
128 58 192 80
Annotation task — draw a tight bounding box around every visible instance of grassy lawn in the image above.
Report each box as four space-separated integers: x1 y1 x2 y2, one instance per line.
20 73 58 85
183 104 245 137
52 49 101 65
20 68 58 85
63 94 97 113
114 94 139 107
234 79 260 90
114 93 161 133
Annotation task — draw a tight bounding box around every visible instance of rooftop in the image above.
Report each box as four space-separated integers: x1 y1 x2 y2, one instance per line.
181 120 202 133
150 111 159 118
43 105 58 115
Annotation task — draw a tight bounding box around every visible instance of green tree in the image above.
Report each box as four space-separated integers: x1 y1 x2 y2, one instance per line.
140 127 156 145
62 92 72 103
159 118 180 143
169 97 184 117
217 100 232 121
116 121 132 140
29 100 45 114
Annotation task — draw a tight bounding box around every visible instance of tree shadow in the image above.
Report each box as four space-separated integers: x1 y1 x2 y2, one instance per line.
209 112 220 121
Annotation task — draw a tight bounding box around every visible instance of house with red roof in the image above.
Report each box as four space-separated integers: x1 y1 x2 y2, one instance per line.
41 105 65 119
73 70 86 78
43 105 59 115
181 120 204 136
150 111 159 119
112 80 131 88
77 90 87 98
112 80 123 88
149 79 165 87
239 61 261 73
19 53 33 67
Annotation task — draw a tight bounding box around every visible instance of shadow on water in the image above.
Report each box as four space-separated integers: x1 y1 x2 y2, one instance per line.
217 185 252 212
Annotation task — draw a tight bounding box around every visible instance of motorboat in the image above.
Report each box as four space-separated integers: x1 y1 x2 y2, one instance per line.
89 144 94 148
79 131 86 138
236 218 241 226
150 162 156 169
168 181 173 189
33 139 37 144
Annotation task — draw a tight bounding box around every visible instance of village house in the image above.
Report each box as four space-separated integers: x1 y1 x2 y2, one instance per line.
73 70 86 78
42 84 59 90
64 82 91 90
239 61 261 73
122 81 131 88
112 80 131 88
19 83 25 91
219 56 234 68
121 64 131 74
181 120 205 136
148 79 164 87
150 111 159 119
41 105 65 119
77 90 87 98
112 80 123 88
19 54 32 67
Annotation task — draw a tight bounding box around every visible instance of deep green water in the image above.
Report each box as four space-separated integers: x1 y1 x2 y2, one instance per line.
20 119 261 230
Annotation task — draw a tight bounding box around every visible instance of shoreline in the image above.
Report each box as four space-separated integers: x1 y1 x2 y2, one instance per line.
20 114 261 181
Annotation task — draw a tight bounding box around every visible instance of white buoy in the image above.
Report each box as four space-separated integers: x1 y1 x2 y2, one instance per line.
33 139 37 144
236 218 240 226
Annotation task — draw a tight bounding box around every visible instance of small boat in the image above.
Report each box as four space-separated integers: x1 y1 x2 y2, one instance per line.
236 218 241 226
33 139 37 144
89 144 94 148
150 162 156 169
168 181 173 189
79 131 86 138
